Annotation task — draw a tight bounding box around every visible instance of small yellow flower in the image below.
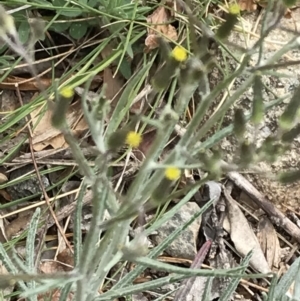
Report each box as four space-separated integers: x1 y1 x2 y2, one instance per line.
164 166 181 181
171 46 187 62
59 86 74 99
229 4 240 15
125 131 142 148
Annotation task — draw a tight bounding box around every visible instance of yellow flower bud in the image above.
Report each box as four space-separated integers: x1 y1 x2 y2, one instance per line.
229 4 240 15
171 46 188 62
164 166 181 181
59 86 74 99
125 131 142 148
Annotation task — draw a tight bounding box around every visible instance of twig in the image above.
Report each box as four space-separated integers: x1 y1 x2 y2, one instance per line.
15 84 73 252
228 171 300 243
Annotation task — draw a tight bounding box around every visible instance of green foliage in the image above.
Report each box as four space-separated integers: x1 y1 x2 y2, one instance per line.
7 0 149 42
18 21 30 43
68 21 88 39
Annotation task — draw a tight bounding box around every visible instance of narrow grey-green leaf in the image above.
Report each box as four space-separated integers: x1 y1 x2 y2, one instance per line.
25 208 40 301
274 257 300 298
0 244 27 291
201 277 213 301
265 273 278 301
292 264 300 300
73 183 86 266
105 62 151 136
26 208 40 273
251 75 264 124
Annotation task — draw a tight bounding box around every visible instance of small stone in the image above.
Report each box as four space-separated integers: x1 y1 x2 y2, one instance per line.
6 165 50 201
152 202 201 260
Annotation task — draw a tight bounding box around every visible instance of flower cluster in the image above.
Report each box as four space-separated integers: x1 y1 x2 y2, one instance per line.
59 86 74 99
125 131 142 148
164 166 181 181
171 46 188 62
228 4 240 15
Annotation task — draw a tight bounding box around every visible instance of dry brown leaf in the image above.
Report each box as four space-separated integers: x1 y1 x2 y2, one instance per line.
6 212 33 239
0 189 11 201
0 173 8 184
31 101 88 151
40 261 66 274
101 43 125 106
224 189 271 273
57 248 74 271
103 68 124 101
40 254 73 276
238 0 257 11
145 5 178 51
73 117 88 135
35 135 66 151
37 289 74 301
257 216 281 268
138 129 156 154
133 129 156 161
31 107 63 146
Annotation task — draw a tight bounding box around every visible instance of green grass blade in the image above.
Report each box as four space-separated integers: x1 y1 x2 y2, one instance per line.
25 208 41 300
274 257 300 299
105 62 152 136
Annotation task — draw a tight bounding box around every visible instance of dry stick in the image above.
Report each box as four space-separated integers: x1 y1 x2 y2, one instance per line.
15 84 73 252
8 146 99 161
6 159 94 167
45 190 92 231
0 188 79 218
228 171 300 243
